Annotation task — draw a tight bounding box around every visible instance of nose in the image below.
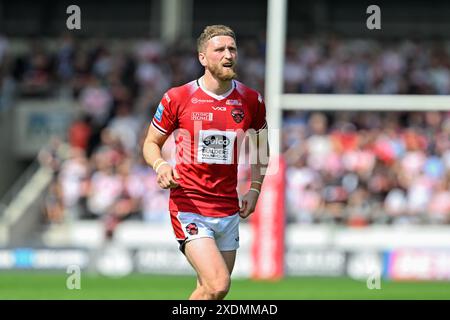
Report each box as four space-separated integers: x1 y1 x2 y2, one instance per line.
224 48 233 59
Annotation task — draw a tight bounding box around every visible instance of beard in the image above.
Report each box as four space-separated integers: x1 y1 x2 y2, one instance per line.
207 62 237 81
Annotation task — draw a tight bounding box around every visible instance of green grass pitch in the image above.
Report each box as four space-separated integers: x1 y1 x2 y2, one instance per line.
0 272 449 299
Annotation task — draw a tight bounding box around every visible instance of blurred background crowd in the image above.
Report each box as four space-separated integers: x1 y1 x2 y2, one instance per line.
1 33 450 111
1 32 449 228
283 110 450 225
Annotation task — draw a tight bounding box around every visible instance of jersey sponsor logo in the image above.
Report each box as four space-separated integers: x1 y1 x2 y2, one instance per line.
203 134 231 148
186 223 198 235
226 99 242 106
155 103 164 122
231 107 245 123
212 106 226 111
191 97 214 104
198 130 236 164
191 112 213 121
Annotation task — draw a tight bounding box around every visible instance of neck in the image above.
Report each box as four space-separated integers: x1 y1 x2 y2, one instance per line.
201 71 232 96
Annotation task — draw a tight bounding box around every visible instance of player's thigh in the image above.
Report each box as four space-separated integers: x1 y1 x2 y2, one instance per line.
194 250 236 289
184 237 230 286
221 250 236 275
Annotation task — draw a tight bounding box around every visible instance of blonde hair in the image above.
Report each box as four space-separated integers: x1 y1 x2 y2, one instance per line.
197 25 236 53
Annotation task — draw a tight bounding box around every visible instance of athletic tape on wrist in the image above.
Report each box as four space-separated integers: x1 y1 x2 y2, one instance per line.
154 161 169 174
152 158 165 170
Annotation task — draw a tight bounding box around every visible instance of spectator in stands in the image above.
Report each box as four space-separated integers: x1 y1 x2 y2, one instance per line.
107 102 142 155
19 40 54 97
86 149 122 219
58 147 90 221
79 76 113 126
104 159 142 239
43 180 64 225
68 113 93 152
55 33 76 83
427 177 450 223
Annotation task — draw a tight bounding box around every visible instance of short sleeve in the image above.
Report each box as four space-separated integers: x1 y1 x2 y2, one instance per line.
151 91 178 135
251 92 268 134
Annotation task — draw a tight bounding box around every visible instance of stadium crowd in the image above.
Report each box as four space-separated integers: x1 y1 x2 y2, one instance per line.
1 34 449 227
0 33 449 106
283 111 450 225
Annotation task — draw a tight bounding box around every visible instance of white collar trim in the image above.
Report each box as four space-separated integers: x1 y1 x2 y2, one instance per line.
198 77 235 100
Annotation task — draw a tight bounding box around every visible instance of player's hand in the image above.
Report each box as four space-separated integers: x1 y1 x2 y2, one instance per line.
239 190 259 219
157 164 180 189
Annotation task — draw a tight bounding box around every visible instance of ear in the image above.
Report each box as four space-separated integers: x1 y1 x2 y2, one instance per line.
198 52 207 67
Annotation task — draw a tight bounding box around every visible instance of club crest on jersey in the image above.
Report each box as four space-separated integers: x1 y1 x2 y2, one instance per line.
226 99 242 106
231 107 245 123
155 103 164 122
186 223 198 235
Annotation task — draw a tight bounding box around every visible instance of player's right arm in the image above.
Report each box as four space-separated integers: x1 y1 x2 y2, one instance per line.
143 91 180 189
143 125 180 189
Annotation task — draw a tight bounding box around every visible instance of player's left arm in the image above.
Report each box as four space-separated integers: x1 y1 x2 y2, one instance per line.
239 127 269 219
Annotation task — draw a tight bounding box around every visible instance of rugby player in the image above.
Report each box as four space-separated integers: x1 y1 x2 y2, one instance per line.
143 25 268 300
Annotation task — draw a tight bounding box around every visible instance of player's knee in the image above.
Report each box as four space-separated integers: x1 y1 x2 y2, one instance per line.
205 276 230 300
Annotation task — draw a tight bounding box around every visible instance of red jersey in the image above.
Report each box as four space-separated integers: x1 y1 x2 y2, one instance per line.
151 79 267 217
